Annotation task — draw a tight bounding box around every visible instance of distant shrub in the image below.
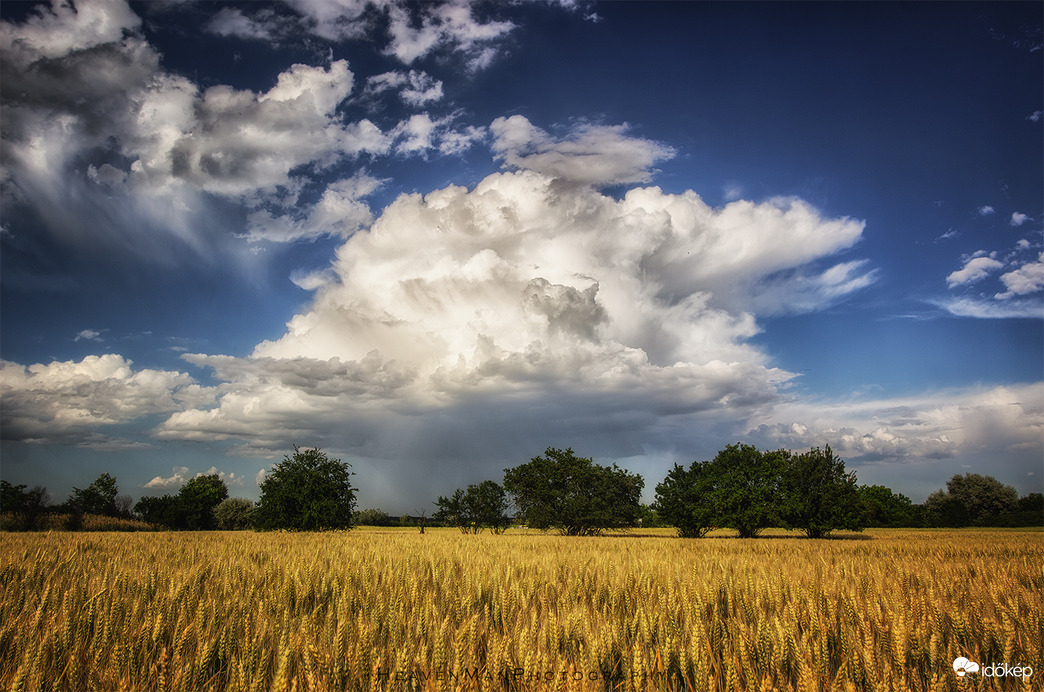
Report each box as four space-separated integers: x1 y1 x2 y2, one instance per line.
353 508 396 526
215 498 255 530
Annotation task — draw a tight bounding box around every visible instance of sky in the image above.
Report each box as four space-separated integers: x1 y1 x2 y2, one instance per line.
1 0 1041 513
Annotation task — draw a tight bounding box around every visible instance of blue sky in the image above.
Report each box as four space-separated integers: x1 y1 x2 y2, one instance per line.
1 0 1041 512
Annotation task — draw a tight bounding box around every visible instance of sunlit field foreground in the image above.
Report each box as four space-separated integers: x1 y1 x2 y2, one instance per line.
1 528 1041 691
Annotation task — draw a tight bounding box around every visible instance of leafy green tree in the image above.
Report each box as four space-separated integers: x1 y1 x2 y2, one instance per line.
214 498 255 530
997 493 1043 527
858 484 916 527
1 480 49 530
71 473 120 516
134 495 182 528
925 473 1019 527
254 447 356 530
503 447 643 536
434 488 473 532
948 473 1018 525
654 461 716 538
435 480 511 534
353 508 395 526
177 474 228 530
707 443 786 538
924 490 970 527
781 445 864 538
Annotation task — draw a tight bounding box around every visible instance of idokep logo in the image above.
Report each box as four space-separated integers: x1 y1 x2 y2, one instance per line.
953 656 1034 683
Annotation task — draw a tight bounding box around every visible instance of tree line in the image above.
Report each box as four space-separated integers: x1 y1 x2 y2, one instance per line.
1 443 1040 534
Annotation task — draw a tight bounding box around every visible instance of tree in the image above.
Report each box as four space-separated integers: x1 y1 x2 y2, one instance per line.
71 473 120 517
503 447 643 536
925 474 1019 527
781 445 864 538
353 508 395 526
998 493 1044 527
214 498 255 530
859 484 916 527
177 474 228 530
435 488 477 533
924 490 970 527
435 480 512 534
1 480 49 530
654 462 716 538
254 447 356 530
706 443 786 538
947 473 1018 525
134 495 182 528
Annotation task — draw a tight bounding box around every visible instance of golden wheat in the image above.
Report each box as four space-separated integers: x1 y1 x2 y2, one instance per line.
0 528 1040 691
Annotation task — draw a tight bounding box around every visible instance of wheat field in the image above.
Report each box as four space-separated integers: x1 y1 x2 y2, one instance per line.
0 528 1040 691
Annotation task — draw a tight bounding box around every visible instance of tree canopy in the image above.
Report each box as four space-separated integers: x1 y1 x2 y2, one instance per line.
503 447 643 536
708 443 787 538
178 474 228 530
214 498 255 530
254 447 356 531
780 445 864 538
859 485 917 528
435 480 512 534
925 473 1020 527
654 462 716 538
71 473 120 517
1 480 49 530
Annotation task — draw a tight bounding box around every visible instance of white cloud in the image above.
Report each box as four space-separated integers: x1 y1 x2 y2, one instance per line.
1028 110 1042 123
285 0 377 42
1010 211 1029 226
490 116 676 186
365 70 444 107
996 252 1044 298
154 60 356 196
205 7 295 41
0 355 196 444
392 114 440 154
978 205 995 216
144 466 189 489
198 466 244 487
386 114 485 157
0 6 381 263
74 329 103 342
0 4 416 265
747 383 1043 478
941 241 1044 316
0 0 140 60
935 296 1042 319
244 173 383 243
945 254 1004 287
156 169 871 482
383 1 515 69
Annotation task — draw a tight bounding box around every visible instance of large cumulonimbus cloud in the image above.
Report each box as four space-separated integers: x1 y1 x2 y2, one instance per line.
156 142 874 480
148 148 1044 505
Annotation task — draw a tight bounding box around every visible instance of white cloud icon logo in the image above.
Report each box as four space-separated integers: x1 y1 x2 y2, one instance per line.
953 657 980 676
